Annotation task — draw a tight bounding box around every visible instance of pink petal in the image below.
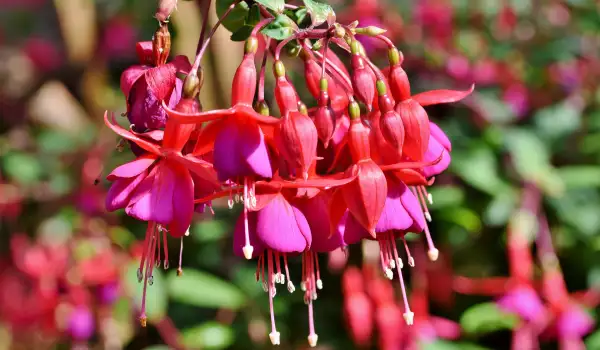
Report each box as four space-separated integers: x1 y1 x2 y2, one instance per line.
255 194 311 253
169 154 220 191
104 111 161 155
105 170 148 211
296 195 346 252
144 65 177 101
168 55 192 75
130 128 165 142
429 317 461 340
126 163 176 224
429 122 452 151
106 155 156 181
412 84 475 107
423 137 451 178
120 65 148 98
168 163 194 237
135 41 153 65
399 183 426 233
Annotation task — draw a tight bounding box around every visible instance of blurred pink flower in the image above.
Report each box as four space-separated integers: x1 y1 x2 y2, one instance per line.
22 37 62 73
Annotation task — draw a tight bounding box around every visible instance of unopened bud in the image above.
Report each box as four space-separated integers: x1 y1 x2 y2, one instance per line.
156 0 178 23
334 25 346 38
388 48 403 66
254 100 270 116
348 101 360 120
298 101 308 115
153 24 171 65
355 26 387 36
244 36 258 54
183 70 202 99
273 60 286 78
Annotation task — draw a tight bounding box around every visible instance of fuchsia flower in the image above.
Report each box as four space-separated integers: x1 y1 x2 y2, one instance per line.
120 27 190 131
422 122 452 178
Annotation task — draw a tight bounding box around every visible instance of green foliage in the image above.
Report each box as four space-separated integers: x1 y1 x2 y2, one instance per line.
167 269 247 310
182 322 235 350
302 0 335 26
261 14 296 40
460 302 519 336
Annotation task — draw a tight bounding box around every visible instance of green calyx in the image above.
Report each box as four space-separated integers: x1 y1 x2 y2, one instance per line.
298 101 308 115
354 26 387 37
254 100 270 116
348 101 360 120
334 25 346 38
274 60 286 78
350 40 361 55
320 78 328 92
244 36 258 54
376 80 387 96
388 48 402 66
183 70 203 99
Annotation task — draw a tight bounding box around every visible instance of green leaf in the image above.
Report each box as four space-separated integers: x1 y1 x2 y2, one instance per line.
483 190 518 227
427 186 465 209
423 340 491 350
504 128 564 196
557 166 600 189
217 0 250 32
586 330 600 350
254 0 284 13
261 14 296 40
534 101 581 140
2 152 43 185
168 269 247 310
451 146 507 195
460 302 519 336
124 262 168 322
192 220 229 242
291 8 309 25
182 322 235 350
303 0 335 26
230 25 254 41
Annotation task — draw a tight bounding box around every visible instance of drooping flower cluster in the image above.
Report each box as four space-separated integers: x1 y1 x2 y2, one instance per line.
104 7 472 347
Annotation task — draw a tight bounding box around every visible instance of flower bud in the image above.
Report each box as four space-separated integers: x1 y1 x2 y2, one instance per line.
183 69 202 99
277 111 318 180
313 84 336 148
388 49 411 102
350 41 375 110
156 0 178 23
152 24 171 66
231 47 257 106
354 26 387 36
254 100 270 116
396 99 430 161
274 61 300 114
348 116 371 162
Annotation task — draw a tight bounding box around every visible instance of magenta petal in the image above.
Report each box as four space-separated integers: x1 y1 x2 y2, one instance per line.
126 164 176 224
429 317 461 340
255 194 311 253
241 123 273 179
497 286 545 323
168 165 194 238
375 182 414 233
423 137 451 178
120 65 148 98
128 78 169 130
556 304 594 339
145 64 176 101
105 170 148 211
343 211 370 245
214 122 272 181
429 122 451 151
167 77 184 109
169 55 192 75
297 195 345 252
106 156 156 181
233 212 265 258
400 183 426 233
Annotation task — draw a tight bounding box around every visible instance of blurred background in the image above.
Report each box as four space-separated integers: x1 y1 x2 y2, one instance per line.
1 0 600 349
